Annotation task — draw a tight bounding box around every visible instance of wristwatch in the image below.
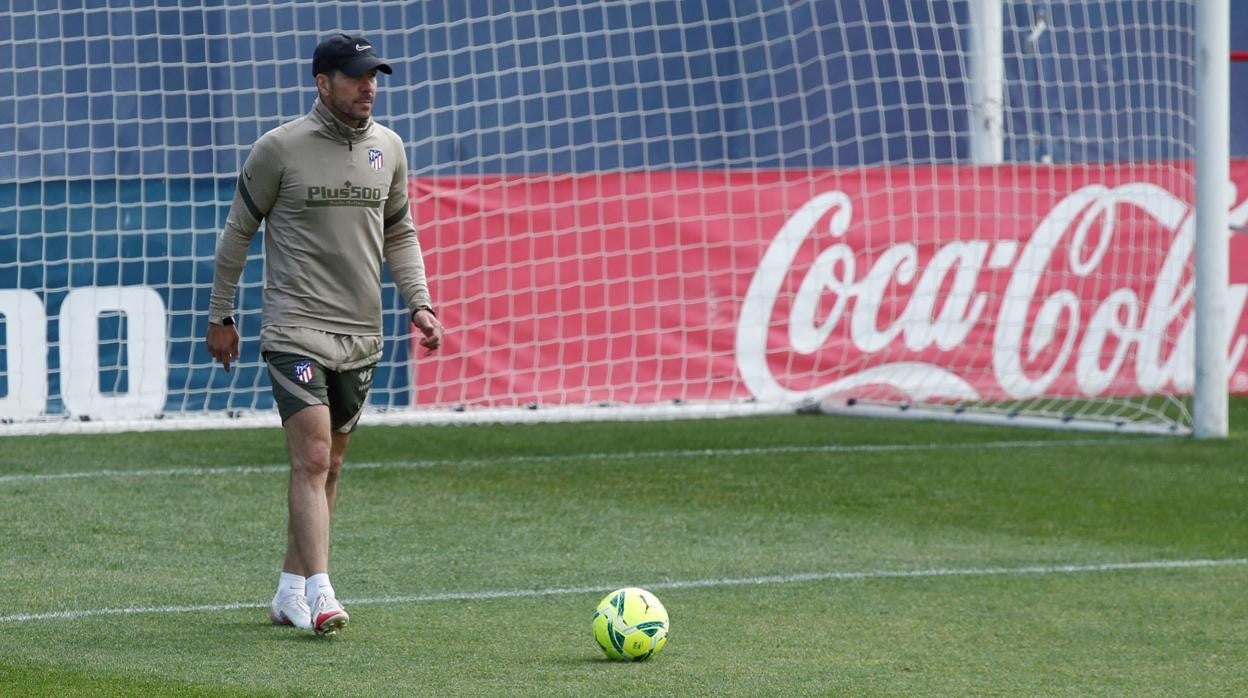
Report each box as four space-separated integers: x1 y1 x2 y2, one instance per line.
213 316 235 327
411 306 436 322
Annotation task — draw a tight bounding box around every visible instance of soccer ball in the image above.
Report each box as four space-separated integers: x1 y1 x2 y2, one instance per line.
592 587 669 661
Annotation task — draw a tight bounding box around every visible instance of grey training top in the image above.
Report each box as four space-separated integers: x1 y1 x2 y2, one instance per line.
209 99 433 339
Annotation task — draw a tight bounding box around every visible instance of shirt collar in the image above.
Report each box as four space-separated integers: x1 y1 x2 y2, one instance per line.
311 98 372 143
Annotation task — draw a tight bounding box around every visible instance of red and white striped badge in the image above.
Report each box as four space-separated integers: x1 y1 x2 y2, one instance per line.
293 359 315 384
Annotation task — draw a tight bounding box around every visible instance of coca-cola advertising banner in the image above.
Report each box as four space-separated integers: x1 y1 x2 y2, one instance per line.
412 163 1248 408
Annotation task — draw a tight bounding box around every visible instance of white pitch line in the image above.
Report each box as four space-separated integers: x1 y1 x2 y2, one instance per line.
3 557 1242 624
0 437 1148 485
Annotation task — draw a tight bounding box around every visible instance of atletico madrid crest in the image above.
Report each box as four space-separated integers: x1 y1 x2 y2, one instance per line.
368 147 384 171
293 359 315 384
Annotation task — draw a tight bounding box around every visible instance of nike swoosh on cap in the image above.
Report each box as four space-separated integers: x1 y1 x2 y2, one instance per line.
355 43 370 52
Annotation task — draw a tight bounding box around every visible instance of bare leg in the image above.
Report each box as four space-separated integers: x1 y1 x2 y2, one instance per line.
325 430 353 517
280 408 355 633
280 409 355 576
280 406 332 576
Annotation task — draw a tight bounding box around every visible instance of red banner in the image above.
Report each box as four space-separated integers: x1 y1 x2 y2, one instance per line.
411 163 1248 408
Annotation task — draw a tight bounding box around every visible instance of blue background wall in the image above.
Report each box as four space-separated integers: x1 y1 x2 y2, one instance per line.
0 0 1245 416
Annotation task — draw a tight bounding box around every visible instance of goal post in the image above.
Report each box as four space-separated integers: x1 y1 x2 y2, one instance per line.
1194 0 1231 438
0 1 1238 435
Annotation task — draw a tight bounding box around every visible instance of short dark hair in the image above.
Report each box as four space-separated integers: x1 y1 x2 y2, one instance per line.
312 33 393 78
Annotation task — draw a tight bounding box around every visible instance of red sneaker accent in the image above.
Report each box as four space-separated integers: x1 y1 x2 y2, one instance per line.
314 609 348 635
312 598 349 636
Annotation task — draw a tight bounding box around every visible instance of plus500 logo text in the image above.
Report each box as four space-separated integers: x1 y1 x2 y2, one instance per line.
305 182 384 207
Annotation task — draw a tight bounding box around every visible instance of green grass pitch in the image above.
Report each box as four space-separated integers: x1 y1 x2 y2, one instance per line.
2 402 1247 696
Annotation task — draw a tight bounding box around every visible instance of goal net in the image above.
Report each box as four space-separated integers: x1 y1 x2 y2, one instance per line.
0 1 1237 434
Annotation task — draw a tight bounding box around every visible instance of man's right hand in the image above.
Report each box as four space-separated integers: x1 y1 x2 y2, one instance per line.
206 322 240 372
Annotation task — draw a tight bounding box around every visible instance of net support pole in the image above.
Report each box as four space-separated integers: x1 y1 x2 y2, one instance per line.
1194 0 1230 438
968 0 1004 164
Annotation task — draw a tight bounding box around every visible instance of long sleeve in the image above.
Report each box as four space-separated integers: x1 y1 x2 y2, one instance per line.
381 144 434 314
208 135 282 323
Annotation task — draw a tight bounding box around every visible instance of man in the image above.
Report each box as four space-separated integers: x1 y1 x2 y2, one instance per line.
205 33 443 636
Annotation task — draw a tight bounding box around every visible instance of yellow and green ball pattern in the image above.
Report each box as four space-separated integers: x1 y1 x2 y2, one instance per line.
592 587 669 661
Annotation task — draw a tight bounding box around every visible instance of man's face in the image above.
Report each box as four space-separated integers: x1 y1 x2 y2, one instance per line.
319 70 378 126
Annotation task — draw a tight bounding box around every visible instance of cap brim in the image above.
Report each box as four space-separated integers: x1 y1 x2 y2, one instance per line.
339 56 392 77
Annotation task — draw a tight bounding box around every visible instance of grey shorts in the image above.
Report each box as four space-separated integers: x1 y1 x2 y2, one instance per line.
265 352 376 433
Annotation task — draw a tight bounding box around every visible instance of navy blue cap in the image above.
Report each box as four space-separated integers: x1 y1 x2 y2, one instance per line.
312 33 393 78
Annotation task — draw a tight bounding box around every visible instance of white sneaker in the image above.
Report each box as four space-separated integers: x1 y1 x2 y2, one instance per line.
268 592 312 629
311 594 349 636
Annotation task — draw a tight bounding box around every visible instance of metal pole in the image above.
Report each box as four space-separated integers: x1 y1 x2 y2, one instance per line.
968 0 1004 164
1194 0 1230 438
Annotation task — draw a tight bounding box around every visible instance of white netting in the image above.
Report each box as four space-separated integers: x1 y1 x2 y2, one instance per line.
0 1 1213 434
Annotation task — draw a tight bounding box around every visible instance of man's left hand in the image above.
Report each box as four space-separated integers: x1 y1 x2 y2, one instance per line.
412 309 444 355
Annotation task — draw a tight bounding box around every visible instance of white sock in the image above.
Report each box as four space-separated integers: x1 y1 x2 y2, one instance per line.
276 571 305 600
306 573 335 602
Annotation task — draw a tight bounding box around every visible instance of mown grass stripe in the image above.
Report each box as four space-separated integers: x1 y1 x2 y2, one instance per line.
3 557 1241 624
0 437 1158 485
